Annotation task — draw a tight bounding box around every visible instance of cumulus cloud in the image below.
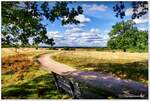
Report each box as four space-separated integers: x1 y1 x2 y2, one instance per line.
90 28 100 33
90 4 108 11
133 14 148 24
46 31 61 38
66 27 84 33
133 18 148 24
63 23 85 28
125 8 133 16
125 7 144 16
75 14 91 23
83 4 108 12
125 8 148 24
126 8 148 24
46 27 109 47
63 28 107 47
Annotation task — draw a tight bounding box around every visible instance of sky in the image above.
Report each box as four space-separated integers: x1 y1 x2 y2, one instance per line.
40 1 148 47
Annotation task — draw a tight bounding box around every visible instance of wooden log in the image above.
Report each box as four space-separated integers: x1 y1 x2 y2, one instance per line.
63 71 148 99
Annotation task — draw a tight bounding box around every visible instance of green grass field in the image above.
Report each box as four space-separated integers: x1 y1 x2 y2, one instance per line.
52 51 148 84
2 48 70 99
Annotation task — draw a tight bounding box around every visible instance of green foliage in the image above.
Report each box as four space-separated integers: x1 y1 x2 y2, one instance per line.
2 1 83 47
107 20 148 52
48 38 55 47
96 48 111 51
63 47 70 50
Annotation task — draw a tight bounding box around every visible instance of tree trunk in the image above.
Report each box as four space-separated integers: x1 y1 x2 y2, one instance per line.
15 48 19 55
123 48 126 52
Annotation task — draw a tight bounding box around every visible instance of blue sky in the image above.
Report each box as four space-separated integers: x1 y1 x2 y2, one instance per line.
40 1 148 47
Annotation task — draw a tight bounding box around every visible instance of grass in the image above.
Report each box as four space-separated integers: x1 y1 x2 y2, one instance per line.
2 48 71 99
52 51 148 84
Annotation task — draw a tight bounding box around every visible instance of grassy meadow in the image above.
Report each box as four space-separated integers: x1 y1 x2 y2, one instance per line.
1 48 70 99
1 48 148 99
52 51 148 84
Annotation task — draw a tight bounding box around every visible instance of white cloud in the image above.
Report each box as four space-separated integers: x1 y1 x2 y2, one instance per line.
133 18 148 24
138 27 147 31
66 27 84 33
126 8 143 17
63 28 108 47
125 8 148 24
133 13 148 24
90 28 100 33
46 31 63 39
90 4 108 12
136 23 148 31
45 27 109 47
83 4 108 12
125 8 133 16
125 7 143 16
75 14 90 23
63 23 85 28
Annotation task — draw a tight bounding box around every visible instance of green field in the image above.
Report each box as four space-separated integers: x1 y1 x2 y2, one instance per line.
52 51 148 84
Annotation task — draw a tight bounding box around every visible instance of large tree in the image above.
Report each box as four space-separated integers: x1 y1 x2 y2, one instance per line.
107 20 148 52
2 1 83 48
111 1 148 52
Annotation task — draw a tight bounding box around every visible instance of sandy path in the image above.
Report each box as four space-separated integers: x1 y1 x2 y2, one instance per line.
38 53 77 75
37 53 148 98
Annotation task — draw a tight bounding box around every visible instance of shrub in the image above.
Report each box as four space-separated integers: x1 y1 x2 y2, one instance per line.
2 54 32 74
63 47 70 50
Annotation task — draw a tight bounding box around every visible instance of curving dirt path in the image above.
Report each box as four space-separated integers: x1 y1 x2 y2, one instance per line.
38 53 77 75
37 53 148 98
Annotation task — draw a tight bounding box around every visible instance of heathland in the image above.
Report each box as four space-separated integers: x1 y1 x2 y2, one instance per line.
2 48 148 99
2 48 70 99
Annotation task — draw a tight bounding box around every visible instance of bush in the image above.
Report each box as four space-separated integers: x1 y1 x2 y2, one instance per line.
2 54 32 74
96 48 101 51
63 47 70 50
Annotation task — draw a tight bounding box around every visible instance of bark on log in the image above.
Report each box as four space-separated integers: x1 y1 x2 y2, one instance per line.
63 71 148 99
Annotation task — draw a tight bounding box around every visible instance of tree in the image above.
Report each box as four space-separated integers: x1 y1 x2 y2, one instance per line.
113 1 148 19
107 20 148 52
2 1 83 50
48 38 55 47
112 1 148 52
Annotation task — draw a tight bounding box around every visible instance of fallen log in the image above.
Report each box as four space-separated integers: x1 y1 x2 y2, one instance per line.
63 71 148 99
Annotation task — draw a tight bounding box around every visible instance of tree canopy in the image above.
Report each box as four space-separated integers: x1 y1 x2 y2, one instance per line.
113 1 148 19
2 1 83 47
107 20 148 52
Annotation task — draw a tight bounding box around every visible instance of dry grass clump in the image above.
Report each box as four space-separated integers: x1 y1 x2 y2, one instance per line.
2 48 70 99
61 51 147 63
1 48 53 57
2 54 32 74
